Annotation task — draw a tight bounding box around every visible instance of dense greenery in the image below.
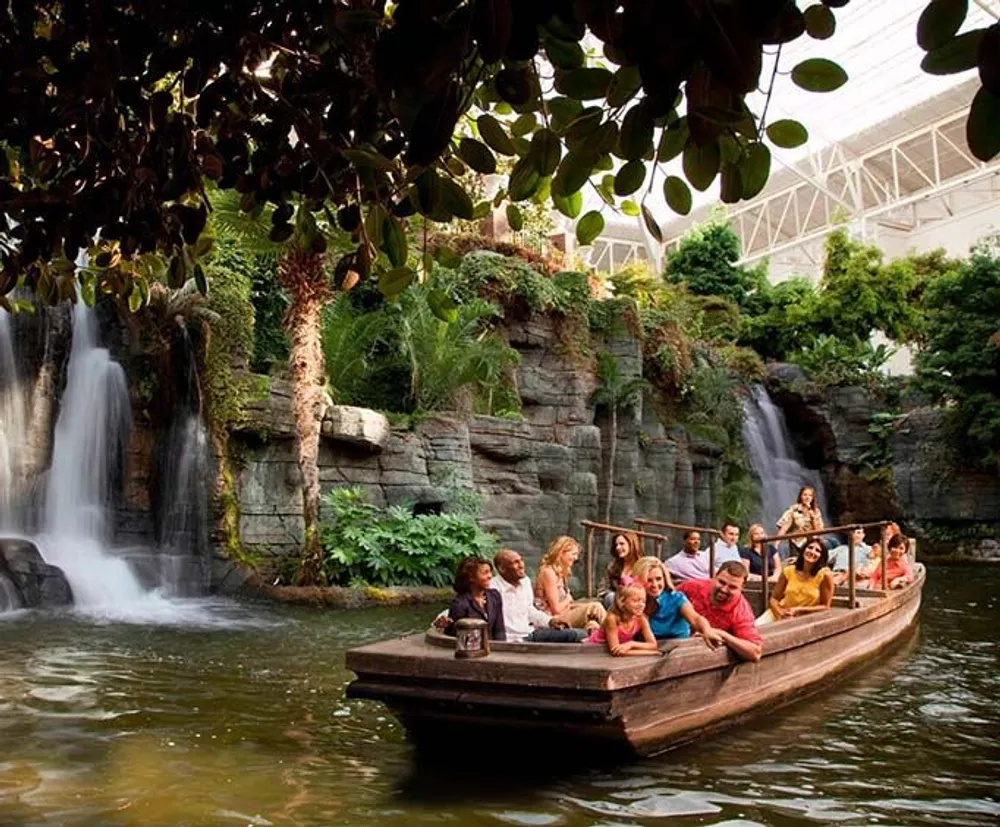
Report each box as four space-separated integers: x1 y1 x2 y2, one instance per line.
915 237 1000 468
319 487 498 588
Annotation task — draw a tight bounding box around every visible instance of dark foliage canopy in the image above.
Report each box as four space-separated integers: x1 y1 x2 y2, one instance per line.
1 1 992 310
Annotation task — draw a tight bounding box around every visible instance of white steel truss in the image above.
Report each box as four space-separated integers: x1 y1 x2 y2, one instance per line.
664 107 1000 267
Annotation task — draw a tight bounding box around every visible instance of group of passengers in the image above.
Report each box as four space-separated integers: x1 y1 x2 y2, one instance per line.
436 484 915 661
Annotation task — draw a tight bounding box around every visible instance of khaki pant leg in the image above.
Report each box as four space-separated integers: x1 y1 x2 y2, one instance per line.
557 601 608 628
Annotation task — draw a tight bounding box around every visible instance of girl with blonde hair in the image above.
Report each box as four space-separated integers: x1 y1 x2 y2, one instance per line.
533 535 607 630
585 579 659 656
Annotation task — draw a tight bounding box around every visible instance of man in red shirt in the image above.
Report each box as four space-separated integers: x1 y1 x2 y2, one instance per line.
677 561 763 662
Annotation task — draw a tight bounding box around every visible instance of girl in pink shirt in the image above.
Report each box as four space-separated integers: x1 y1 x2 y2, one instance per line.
869 534 915 590
587 581 660 657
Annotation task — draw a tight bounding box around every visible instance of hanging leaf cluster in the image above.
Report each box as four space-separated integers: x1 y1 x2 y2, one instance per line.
0 0 862 306
916 0 1000 162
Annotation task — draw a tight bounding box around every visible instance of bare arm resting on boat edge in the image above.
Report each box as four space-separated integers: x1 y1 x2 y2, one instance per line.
677 566 763 663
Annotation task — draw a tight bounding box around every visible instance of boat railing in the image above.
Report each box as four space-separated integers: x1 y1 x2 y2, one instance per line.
633 517 724 574
579 520 670 598
756 520 895 614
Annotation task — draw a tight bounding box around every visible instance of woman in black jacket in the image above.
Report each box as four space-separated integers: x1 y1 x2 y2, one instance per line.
446 556 506 641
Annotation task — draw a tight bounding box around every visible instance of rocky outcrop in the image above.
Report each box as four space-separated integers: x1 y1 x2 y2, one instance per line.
0 538 73 608
766 364 1000 558
228 316 725 576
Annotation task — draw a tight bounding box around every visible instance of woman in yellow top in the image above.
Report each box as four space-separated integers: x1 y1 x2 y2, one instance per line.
757 537 834 625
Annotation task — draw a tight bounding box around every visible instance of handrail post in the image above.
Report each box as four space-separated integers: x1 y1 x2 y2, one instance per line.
708 531 716 576
762 541 770 615
585 523 595 598
655 537 663 560
880 523 888 591
847 532 856 609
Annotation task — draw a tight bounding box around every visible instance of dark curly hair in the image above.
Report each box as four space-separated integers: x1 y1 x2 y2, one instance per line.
453 557 491 595
794 537 829 574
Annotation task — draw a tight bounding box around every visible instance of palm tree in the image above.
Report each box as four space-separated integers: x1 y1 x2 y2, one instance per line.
592 351 647 526
209 191 351 585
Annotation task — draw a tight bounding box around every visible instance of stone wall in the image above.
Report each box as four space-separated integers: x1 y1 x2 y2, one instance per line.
230 316 724 574
766 364 1000 560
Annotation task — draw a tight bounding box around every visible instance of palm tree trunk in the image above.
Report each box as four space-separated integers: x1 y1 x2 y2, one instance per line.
278 250 330 586
604 405 617 526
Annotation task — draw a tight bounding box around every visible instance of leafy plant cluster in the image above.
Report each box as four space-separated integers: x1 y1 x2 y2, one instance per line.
319 487 499 588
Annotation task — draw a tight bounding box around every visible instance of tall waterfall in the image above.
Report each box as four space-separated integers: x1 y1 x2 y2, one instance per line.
742 385 830 536
0 311 28 529
35 301 148 608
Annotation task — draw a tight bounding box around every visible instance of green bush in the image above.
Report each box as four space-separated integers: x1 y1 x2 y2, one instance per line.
788 334 894 387
320 487 499 587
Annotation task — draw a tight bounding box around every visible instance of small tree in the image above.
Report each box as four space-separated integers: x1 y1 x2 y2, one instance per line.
592 352 646 526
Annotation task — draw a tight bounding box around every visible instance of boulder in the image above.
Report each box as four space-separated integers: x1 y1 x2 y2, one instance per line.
321 406 390 451
0 538 73 608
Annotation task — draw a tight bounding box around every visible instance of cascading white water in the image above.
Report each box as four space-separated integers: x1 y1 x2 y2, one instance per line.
0 311 28 528
742 385 830 536
35 301 150 609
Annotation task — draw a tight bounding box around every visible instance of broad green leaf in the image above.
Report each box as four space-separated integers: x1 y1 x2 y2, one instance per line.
512 112 537 137
620 199 640 217
607 65 642 108
766 119 809 148
457 138 497 174
617 103 654 161
512 136 532 156
506 203 524 231
341 147 395 171
193 264 208 296
917 0 969 51
803 4 836 40
739 142 772 198
594 153 614 172
790 58 849 92
657 119 689 162
473 200 492 219
382 215 407 267
548 96 584 132
508 157 542 200
532 175 552 205
529 128 561 176
545 38 585 70
427 289 458 323
719 162 743 204
415 169 441 214
477 114 517 155
552 150 593 197
81 276 96 308
614 160 646 195
439 178 475 220
967 86 1000 160
434 246 462 268
682 141 720 191
552 189 583 218
641 204 663 243
920 29 986 74
378 266 415 297
663 176 692 216
576 210 605 245
597 174 616 205
128 283 143 311
554 67 613 100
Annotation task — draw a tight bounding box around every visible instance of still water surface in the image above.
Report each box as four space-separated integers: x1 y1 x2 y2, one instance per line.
0 568 997 826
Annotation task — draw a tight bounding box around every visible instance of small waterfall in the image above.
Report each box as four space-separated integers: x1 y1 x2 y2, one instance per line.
0 311 28 529
742 385 830 537
35 301 148 608
153 323 212 596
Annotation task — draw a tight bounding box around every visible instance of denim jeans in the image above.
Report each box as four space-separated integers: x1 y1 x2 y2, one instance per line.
525 627 588 643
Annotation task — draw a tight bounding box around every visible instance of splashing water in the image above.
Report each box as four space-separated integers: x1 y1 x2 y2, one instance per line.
741 385 829 535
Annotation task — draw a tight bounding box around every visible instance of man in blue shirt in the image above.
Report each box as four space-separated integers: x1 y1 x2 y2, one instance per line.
829 526 871 585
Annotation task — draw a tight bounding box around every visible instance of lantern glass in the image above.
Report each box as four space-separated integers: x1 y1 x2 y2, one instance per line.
454 618 489 659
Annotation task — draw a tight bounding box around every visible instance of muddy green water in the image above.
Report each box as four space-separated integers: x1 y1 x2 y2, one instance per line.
0 568 997 827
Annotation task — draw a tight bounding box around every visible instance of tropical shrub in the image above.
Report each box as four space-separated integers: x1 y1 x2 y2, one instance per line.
319 487 499 587
788 335 895 387
915 237 1000 468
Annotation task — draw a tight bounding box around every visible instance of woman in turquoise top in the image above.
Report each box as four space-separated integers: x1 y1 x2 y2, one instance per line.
633 557 714 641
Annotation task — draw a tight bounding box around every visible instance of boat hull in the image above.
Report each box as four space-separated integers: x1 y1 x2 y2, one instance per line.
347 572 923 757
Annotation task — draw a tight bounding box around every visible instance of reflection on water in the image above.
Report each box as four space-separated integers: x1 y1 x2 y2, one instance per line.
0 570 997 826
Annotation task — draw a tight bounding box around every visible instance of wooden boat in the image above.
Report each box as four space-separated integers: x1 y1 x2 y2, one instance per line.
346 566 924 757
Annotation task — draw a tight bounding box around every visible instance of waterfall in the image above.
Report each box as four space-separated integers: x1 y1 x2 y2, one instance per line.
742 385 830 539
0 311 28 529
35 301 149 608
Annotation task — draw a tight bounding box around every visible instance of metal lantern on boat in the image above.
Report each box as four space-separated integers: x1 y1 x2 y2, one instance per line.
454 618 489 659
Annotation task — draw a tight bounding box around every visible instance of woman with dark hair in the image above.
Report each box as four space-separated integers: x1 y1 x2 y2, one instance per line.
757 537 834 625
446 557 506 641
775 486 825 557
868 533 915 590
601 532 642 609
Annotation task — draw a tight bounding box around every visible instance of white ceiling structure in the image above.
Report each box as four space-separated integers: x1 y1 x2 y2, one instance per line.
584 0 1000 279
